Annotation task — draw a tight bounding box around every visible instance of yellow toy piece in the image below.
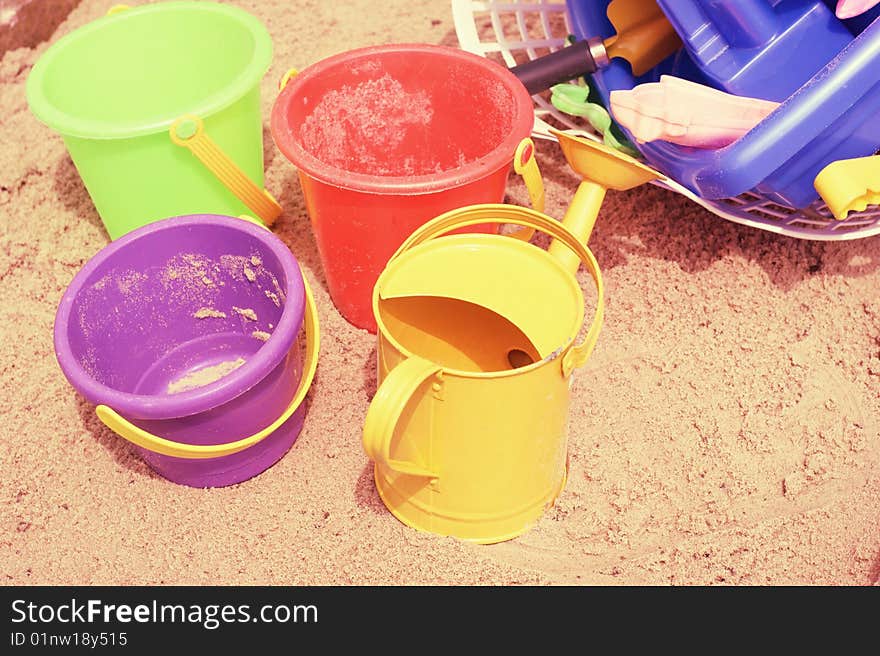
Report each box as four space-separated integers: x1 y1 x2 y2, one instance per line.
606 0 682 76
814 155 880 220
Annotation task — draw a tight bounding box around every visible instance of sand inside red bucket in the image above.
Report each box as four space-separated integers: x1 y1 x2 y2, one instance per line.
300 73 462 176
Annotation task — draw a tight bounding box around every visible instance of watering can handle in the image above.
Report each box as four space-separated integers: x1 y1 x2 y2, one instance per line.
388 204 604 377
94 272 320 460
362 356 442 479
170 115 283 226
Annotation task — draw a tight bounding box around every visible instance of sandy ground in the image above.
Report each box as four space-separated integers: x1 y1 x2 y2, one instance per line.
2 0 879 586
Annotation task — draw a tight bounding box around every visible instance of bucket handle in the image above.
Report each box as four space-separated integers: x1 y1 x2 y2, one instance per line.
170 115 283 226
513 138 545 213
387 204 605 377
506 137 545 242
94 272 320 460
362 355 442 479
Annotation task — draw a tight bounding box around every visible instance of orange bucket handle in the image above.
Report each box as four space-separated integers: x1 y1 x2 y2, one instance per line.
170 115 283 226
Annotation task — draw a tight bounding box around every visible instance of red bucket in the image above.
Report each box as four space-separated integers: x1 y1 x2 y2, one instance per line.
271 44 534 332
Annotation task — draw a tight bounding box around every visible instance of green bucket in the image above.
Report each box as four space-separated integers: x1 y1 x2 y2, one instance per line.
27 2 279 239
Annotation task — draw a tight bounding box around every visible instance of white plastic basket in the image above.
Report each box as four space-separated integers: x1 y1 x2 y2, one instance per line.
451 0 880 241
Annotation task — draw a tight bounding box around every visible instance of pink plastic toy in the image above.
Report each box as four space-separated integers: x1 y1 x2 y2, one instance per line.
836 0 880 19
609 75 780 149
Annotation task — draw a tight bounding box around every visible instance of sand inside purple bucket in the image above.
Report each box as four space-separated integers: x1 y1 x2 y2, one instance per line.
72 248 286 397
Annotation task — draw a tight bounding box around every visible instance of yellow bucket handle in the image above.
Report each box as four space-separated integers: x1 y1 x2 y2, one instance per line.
94 272 320 460
389 204 604 376
170 115 283 226
278 68 299 91
505 138 545 242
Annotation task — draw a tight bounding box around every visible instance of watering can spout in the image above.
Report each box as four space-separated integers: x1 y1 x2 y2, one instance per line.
548 129 661 274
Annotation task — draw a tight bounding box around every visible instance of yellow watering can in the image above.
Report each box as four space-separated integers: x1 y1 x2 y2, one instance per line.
362 131 660 543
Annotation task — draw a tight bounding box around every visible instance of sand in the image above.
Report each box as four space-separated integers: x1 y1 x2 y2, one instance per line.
166 358 247 395
1 0 878 586
193 308 227 320
232 306 258 322
301 73 439 175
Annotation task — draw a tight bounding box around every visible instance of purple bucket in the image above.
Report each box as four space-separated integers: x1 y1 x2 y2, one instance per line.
53 214 319 487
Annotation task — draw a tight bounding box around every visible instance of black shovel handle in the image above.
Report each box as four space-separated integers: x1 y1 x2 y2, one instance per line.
509 40 599 95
